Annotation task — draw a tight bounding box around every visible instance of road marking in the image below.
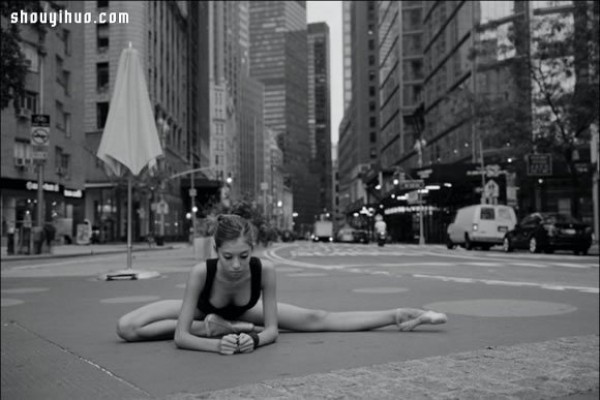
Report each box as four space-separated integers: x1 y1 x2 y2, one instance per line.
1 298 25 307
422 299 577 317
100 295 161 304
1 287 49 294
413 274 599 294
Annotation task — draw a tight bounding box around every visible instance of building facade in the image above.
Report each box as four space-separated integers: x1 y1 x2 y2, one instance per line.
83 1 190 242
338 0 381 220
249 1 316 232
307 22 333 216
1 0 86 250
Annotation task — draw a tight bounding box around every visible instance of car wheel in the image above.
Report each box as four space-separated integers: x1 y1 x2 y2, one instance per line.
446 237 456 250
529 237 540 254
503 237 513 253
581 248 589 256
465 235 473 251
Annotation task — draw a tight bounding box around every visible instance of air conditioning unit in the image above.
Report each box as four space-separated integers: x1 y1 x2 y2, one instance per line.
14 157 25 167
17 108 32 119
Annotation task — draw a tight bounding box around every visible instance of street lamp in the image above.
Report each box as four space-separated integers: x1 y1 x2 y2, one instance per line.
414 138 427 246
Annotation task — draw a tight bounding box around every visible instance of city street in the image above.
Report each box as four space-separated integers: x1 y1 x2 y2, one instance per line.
1 242 598 399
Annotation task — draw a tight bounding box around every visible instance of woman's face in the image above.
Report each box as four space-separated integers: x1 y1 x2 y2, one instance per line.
217 236 252 279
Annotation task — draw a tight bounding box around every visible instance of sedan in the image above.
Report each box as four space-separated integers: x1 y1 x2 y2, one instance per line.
503 212 592 255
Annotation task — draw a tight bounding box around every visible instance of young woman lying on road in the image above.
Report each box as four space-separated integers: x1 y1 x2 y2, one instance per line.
116 214 448 355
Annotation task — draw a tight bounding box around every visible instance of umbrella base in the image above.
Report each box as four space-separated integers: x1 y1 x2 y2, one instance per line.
101 269 161 281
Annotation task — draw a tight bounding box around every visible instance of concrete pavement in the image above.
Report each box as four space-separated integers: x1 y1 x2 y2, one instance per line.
2 242 598 399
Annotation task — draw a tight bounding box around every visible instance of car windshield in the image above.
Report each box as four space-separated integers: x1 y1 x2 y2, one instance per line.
541 214 580 224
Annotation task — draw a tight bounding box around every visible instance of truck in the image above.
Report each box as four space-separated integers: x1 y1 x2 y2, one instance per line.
312 221 334 242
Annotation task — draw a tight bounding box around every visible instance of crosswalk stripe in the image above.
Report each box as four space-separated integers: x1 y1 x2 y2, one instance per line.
412 274 599 294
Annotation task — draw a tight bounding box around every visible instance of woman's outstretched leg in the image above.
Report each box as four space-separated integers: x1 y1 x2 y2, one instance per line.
116 300 257 341
240 302 447 332
117 300 207 341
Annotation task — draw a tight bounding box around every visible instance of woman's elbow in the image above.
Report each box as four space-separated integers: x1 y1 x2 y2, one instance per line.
174 330 187 349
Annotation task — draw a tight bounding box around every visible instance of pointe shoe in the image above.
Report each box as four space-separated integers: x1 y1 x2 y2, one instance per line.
396 309 448 332
204 314 255 337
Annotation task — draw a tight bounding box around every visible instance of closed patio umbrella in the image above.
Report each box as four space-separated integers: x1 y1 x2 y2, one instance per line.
97 43 163 280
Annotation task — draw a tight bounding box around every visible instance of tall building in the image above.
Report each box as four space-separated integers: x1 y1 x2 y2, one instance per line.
307 22 333 215
1 1 86 248
342 1 353 111
338 1 381 217
377 0 424 172
249 1 316 231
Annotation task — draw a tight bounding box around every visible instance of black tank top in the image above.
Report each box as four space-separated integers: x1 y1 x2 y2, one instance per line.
197 257 262 320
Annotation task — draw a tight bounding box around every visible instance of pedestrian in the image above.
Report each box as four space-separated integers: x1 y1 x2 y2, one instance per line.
116 214 447 355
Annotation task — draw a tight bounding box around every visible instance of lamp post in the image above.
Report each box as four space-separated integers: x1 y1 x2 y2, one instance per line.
414 139 426 246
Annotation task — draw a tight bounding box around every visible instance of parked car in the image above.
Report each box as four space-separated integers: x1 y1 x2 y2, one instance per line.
281 230 295 242
353 230 370 244
503 212 592 255
447 204 517 250
336 227 355 243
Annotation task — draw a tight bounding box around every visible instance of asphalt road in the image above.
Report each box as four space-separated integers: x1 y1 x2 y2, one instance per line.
1 242 598 399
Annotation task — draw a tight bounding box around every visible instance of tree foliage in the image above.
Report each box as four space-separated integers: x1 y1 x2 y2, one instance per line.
461 4 598 216
0 1 43 110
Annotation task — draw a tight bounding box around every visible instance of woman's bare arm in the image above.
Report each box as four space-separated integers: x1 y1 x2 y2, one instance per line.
257 263 279 346
174 264 222 353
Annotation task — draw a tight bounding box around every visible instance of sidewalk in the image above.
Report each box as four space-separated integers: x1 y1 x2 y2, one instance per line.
181 335 599 400
0 241 190 262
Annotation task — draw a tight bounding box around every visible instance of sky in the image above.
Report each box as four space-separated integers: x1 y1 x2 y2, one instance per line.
306 1 342 146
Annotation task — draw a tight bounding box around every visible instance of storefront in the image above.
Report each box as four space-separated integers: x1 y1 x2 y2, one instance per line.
1 177 84 250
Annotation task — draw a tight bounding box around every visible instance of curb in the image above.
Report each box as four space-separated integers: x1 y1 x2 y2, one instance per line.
0 244 185 262
166 335 599 400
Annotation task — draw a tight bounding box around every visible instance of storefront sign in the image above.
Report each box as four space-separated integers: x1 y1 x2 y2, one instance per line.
25 181 59 192
64 189 83 198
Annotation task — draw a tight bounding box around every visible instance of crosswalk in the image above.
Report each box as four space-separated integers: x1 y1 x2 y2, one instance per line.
262 243 599 295
280 243 599 270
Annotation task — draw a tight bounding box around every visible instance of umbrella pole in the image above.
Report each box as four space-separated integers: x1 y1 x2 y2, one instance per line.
127 174 133 270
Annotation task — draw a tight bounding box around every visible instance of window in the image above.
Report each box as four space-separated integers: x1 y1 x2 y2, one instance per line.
480 207 495 220
97 102 109 129
370 132 377 143
369 70 377 81
97 62 109 92
97 0 109 8
369 86 376 96
14 140 32 165
20 42 39 72
368 39 375 51
97 23 109 52
370 116 377 128
62 29 71 55
55 101 64 130
369 55 376 66
369 101 376 111
18 91 38 112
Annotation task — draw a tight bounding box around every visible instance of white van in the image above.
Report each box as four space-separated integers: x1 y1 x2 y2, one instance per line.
447 204 517 250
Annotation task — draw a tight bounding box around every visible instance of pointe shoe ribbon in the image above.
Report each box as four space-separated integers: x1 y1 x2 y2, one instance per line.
204 314 254 337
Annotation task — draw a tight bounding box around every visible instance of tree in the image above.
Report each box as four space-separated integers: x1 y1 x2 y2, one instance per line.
0 1 43 110
464 3 599 217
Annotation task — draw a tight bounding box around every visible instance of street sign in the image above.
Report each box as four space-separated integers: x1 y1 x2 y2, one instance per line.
526 154 552 176
400 179 424 190
484 179 500 198
156 200 169 215
31 114 50 162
